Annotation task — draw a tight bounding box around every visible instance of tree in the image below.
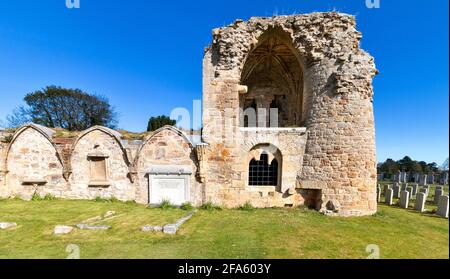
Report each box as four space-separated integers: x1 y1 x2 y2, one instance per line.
7 86 117 131
147 115 176 132
6 106 31 128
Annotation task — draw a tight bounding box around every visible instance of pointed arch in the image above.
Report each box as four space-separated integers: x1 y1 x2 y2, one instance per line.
70 126 131 166
5 123 65 171
133 125 197 167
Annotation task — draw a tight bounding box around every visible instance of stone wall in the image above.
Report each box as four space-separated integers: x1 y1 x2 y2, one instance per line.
0 124 200 205
2 125 68 199
69 127 134 201
135 126 201 205
202 13 377 215
0 13 377 216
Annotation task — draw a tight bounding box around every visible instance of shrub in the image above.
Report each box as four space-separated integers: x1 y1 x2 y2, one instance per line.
158 199 175 209
372 210 385 217
180 202 194 211
238 201 255 211
200 202 222 211
42 194 56 201
31 192 42 201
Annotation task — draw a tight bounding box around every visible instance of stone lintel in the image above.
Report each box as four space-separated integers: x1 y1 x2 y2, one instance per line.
147 165 193 176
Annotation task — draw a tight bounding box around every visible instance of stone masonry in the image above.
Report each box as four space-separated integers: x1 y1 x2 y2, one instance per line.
0 13 377 216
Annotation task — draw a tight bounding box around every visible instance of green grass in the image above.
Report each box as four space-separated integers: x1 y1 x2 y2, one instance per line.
0 199 448 259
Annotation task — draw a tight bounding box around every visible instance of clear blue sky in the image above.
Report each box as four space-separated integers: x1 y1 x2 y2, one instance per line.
0 0 448 164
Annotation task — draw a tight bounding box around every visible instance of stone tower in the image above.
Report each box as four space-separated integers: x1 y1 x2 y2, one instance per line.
201 13 378 216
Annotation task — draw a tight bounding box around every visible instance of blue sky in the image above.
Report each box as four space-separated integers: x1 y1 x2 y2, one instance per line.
0 0 448 164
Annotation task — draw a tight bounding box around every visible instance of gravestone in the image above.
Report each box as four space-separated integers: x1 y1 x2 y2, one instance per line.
419 188 429 197
400 190 410 209
412 184 418 196
401 172 408 183
385 188 394 206
422 185 430 196
148 165 192 206
420 174 428 186
377 186 381 202
436 186 444 191
427 174 435 185
383 185 391 197
406 186 414 198
440 172 449 185
401 184 408 191
414 192 427 213
437 196 449 218
414 173 420 183
434 189 444 205
393 185 401 199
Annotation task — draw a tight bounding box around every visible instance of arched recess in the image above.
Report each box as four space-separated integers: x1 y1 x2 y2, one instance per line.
69 125 135 201
134 126 200 205
5 123 65 172
70 126 131 166
5 123 66 189
240 26 305 128
133 125 197 166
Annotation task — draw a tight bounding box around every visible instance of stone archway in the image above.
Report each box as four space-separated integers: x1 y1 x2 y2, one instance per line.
240 27 304 128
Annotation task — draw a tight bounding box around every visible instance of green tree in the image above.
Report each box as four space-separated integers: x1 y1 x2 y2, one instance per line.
7 86 117 130
147 115 176 131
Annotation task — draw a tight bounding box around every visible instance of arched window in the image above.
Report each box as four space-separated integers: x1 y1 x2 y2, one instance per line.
249 152 279 186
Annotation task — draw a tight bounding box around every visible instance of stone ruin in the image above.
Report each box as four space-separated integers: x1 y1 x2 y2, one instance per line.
0 13 378 216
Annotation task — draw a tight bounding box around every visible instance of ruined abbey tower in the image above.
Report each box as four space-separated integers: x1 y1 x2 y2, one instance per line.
0 13 377 216
201 13 378 216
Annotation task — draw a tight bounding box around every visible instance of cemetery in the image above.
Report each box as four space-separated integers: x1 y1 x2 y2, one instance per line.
0 10 448 260
0 190 448 259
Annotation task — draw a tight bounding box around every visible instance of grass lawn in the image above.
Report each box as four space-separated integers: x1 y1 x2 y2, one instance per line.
0 198 448 259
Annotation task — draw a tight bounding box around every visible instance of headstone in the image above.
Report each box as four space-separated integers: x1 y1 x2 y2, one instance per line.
377 173 385 180
414 173 420 183
440 172 449 185
400 190 410 209
401 172 408 183
383 185 391 197
421 185 430 196
427 174 435 185
420 174 428 186
434 189 444 205
0 222 17 230
393 185 401 199
419 188 429 197
393 172 401 183
377 186 381 202
414 193 427 213
385 189 394 206
54 225 74 235
412 184 419 196
437 196 449 218
406 186 414 198
401 184 408 191
436 186 444 191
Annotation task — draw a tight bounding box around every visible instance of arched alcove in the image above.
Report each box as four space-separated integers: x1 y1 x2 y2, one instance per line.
240 27 304 128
